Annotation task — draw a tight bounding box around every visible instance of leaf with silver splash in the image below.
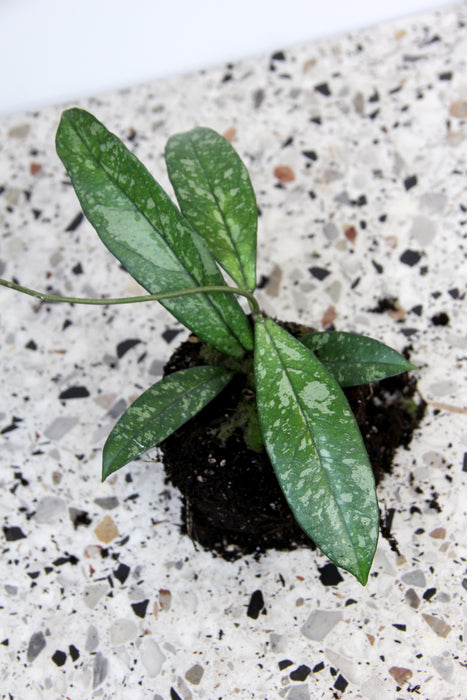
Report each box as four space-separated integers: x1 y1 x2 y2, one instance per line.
254 318 379 584
165 127 257 291
301 331 416 387
55 109 253 358
102 366 233 480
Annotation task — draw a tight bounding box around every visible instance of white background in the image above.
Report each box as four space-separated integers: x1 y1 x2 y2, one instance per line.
0 0 455 116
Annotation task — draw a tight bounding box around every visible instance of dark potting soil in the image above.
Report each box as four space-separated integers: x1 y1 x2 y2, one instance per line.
159 322 426 561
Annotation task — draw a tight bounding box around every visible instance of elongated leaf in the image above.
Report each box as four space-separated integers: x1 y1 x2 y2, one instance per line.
165 127 257 291
102 366 233 480
55 109 253 358
301 331 416 387
254 319 379 584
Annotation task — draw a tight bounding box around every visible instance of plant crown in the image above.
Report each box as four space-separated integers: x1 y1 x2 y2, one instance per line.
0 109 417 584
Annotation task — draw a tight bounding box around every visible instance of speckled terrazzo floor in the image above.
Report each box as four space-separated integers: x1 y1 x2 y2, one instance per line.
1 4 466 699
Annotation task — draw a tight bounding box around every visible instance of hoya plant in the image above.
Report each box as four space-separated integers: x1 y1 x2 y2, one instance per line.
0 109 416 584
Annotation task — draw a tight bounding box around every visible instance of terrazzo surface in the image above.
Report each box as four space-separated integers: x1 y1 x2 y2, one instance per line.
1 4 466 699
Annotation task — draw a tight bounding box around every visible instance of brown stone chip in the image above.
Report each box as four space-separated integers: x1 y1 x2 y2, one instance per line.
389 666 413 685
344 225 357 243
449 101 467 118
429 527 446 539
274 165 295 183
94 515 119 543
422 613 451 638
223 126 237 143
321 304 337 328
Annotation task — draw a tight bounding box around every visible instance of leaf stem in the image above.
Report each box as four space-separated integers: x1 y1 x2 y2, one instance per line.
0 278 262 319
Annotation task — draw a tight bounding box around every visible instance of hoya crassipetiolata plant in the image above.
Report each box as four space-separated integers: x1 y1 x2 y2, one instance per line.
0 109 416 584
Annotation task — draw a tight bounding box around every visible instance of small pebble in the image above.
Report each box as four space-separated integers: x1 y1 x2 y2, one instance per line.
301 610 342 641
94 515 119 543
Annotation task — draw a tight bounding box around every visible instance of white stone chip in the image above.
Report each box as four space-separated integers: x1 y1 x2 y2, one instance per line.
139 637 165 678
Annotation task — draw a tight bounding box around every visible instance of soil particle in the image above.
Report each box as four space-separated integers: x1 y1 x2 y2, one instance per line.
160 321 425 560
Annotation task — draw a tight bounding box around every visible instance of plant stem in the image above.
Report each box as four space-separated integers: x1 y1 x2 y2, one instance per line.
0 278 262 319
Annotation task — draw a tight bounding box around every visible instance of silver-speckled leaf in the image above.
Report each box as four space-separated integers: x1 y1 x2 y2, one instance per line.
254 319 379 584
300 331 416 387
56 109 253 358
165 127 257 291
102 366 233 480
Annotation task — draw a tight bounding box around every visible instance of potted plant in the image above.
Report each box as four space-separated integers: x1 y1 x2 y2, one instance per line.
0 108 422 585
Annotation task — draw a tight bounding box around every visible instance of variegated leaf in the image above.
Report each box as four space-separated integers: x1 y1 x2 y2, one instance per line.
300 331 416 387
254 318 379 584
55 109 253 358
102 366 233 480
165 127 257 291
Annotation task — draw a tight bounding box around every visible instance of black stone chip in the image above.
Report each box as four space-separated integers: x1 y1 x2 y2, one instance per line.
1 422 19 434
271 50 286 61
372 260 384 274
318 563 344 586
431 312 449 326
404 175 418 190
162 328 183 344
315 82 331 96
423 587 437 601
131 599 149 618
52 554 79 566
65 212 84 232
69 644 80 661
25 339 37 350
69 508 92 529
392 623 407 631
278 659 294 670
309 266 330 280
170 688 183 700
52 650 67 667
59 386 90 399
3 526 26 541
400 250 421 266
313 661 325 673
247 589 265 619
116 338 141 358
290 664 311 681
302 150 318 161
114 563 130 584
334 674 349 691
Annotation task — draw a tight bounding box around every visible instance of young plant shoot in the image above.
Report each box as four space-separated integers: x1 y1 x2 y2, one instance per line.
0 109 416 584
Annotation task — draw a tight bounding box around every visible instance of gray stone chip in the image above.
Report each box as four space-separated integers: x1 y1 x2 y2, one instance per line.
27 631 46 662
301 609 342 641
93 652 109 689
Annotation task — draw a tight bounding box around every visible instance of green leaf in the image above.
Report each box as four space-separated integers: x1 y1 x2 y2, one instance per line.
55 109 253 358
254 319 379 584
165 127 257 291
102 366 233 480
300 331 416 387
